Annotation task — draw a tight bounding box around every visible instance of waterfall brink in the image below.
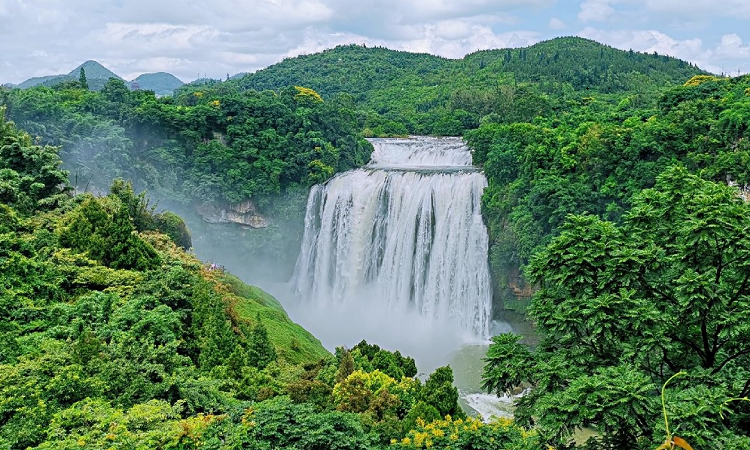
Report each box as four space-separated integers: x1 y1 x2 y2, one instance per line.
292 137 491 338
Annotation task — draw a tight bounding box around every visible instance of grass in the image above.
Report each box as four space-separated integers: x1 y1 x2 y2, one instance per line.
215 272 331 365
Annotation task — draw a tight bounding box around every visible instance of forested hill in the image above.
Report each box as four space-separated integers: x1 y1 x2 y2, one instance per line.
231 37 706 135
239 37 701 97
17 60 123 91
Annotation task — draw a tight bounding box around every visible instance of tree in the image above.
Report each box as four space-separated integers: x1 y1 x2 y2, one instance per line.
0 107 69 214
420 366 464 419
483 166 750 448
59 196 160 271
336 348 355 383
248 314 277 369
79 67 88 90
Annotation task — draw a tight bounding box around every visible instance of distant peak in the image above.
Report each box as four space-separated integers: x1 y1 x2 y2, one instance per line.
68 60 122 80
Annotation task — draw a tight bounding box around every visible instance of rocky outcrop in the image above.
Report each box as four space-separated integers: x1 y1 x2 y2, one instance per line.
196 200 268 228
727 177 750 202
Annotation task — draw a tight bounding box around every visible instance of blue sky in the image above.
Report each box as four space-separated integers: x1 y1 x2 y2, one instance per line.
1 0 749 84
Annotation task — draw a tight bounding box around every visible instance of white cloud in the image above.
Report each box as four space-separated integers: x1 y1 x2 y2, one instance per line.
1 0 553 83
715 34 750 59
576 27 750 75
286 22 540 61
549 17 567 30
578 0 617 22
401 26 539 58
642 0 750 20
0 0 749 84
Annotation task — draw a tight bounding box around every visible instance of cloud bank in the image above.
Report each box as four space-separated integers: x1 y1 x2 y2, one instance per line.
0 0 748 84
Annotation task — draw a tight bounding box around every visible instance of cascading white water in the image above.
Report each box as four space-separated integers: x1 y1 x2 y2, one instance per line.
292 136 492 338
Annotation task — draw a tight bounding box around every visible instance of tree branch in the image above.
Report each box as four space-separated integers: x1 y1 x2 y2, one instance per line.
712 348 750 375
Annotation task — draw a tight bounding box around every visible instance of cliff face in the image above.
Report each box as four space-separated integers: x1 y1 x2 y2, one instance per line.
196 200 268 228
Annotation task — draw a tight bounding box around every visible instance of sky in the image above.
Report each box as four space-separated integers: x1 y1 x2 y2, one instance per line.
1 0 749 85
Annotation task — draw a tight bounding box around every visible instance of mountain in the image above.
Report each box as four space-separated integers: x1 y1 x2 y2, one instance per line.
223 37 707 135
131 72 184 96
17 60 122 91
229 72 249 80
17 74 69 89
233 36 706 101
70 60 121 81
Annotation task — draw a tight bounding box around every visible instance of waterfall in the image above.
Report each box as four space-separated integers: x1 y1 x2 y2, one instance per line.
292 137 492 338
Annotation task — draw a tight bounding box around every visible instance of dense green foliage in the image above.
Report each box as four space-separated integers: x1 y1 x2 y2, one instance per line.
482 168 750 448
467 74 750 310
0 108 69 215
0 76 372 280
0 80 371 205
233 37 704 136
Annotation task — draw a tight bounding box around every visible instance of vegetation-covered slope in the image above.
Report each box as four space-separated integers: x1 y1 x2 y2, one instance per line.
483 168 750 449
473 73 750 448
232 37 705 135
133 72 184 96
18 60 123 91
0 79 372 280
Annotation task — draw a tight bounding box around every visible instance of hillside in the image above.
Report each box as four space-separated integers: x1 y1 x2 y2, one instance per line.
133 71 184 95
17 74 69 89
73 59 121 80
16 61 181 93
239 37 703 96
17 60 122 91
229 37 706 135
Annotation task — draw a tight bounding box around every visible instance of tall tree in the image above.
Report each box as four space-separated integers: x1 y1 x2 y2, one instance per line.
248 314 277 369
79 67 88 90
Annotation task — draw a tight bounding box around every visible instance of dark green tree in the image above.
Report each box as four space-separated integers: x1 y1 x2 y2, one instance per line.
79 67 88 90
0 107 69 214
248 314 277 369
421 366 464 419
336 348 355 383
58 196 160 271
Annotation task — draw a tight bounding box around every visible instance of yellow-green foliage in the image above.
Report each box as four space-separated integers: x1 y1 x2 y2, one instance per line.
683 74 721 87
393 416 539 450
33 398 183 450
50 248 143 294
307 159 335 184
294 86 324 104
332 369 420 415
333 369 396 410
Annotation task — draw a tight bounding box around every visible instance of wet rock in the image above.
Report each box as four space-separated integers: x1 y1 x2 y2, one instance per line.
196 200 268 228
